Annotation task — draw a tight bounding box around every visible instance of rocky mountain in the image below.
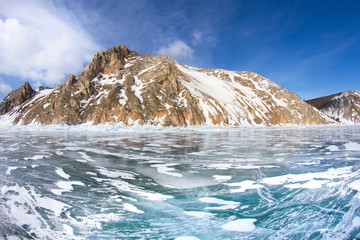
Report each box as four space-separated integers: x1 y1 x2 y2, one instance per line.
306 90 360 124
0 45 329 126
0 82 35 115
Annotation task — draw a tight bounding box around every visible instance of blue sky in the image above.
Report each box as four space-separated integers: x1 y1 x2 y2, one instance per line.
0 0 359 100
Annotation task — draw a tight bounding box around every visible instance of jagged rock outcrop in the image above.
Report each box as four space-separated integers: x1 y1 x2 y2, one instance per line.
0 45 330 126
306 90 360 124
0 82 35 115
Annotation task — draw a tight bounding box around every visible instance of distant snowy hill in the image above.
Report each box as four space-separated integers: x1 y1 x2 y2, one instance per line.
307 91 360 124
0 45 329 126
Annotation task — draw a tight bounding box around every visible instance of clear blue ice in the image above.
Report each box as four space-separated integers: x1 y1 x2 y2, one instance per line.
0 125 360 239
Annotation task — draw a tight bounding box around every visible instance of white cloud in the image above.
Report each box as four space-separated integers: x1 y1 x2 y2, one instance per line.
0 0 101 87
0 79 12 95
157 40 194 60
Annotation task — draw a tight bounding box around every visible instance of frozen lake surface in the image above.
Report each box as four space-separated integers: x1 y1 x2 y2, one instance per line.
1 125 360 239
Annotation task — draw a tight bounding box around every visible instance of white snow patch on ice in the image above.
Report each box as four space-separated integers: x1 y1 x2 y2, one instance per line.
55 167 70 180
62 224 74 235
207 163 233 170
352 216 360 227
78 151 95 162
97 167 136 180
1 184 71 239
213 175 232 182
35 196 69 216
1 185 43 229
175 236 200 240
199 197 240 210
124 203 144 214
24 155 47 160
150 163 183 177
184 211 215 218
326 145 339 151
348 180 360 192
94 178 173 201
262 166 356 189
226 180 264 193
344 141 360 151
222 218 257 232
51 181 85 195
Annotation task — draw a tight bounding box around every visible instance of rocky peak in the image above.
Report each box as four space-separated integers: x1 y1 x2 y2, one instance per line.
156 55 178 64
79 45 140 82
306 92 343 109
0 81 35 115
306 90 360 124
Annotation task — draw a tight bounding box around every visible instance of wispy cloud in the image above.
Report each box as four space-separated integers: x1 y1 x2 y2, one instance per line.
192 30 217 47
192 31 203 45
0 77 12 95
157 40 194 60
0 0 101 87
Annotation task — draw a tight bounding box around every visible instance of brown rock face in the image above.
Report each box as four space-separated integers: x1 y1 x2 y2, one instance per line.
79 45 140 82
0 82 35 115
1 44 330 126
306 90 360 123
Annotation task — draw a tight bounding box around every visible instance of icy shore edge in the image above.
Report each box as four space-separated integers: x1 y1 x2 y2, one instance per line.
0 121 357 133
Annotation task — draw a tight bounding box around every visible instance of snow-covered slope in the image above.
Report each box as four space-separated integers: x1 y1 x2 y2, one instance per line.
0 45 329 126
307 91 360 124
176 64 317 125
0 87 53 125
